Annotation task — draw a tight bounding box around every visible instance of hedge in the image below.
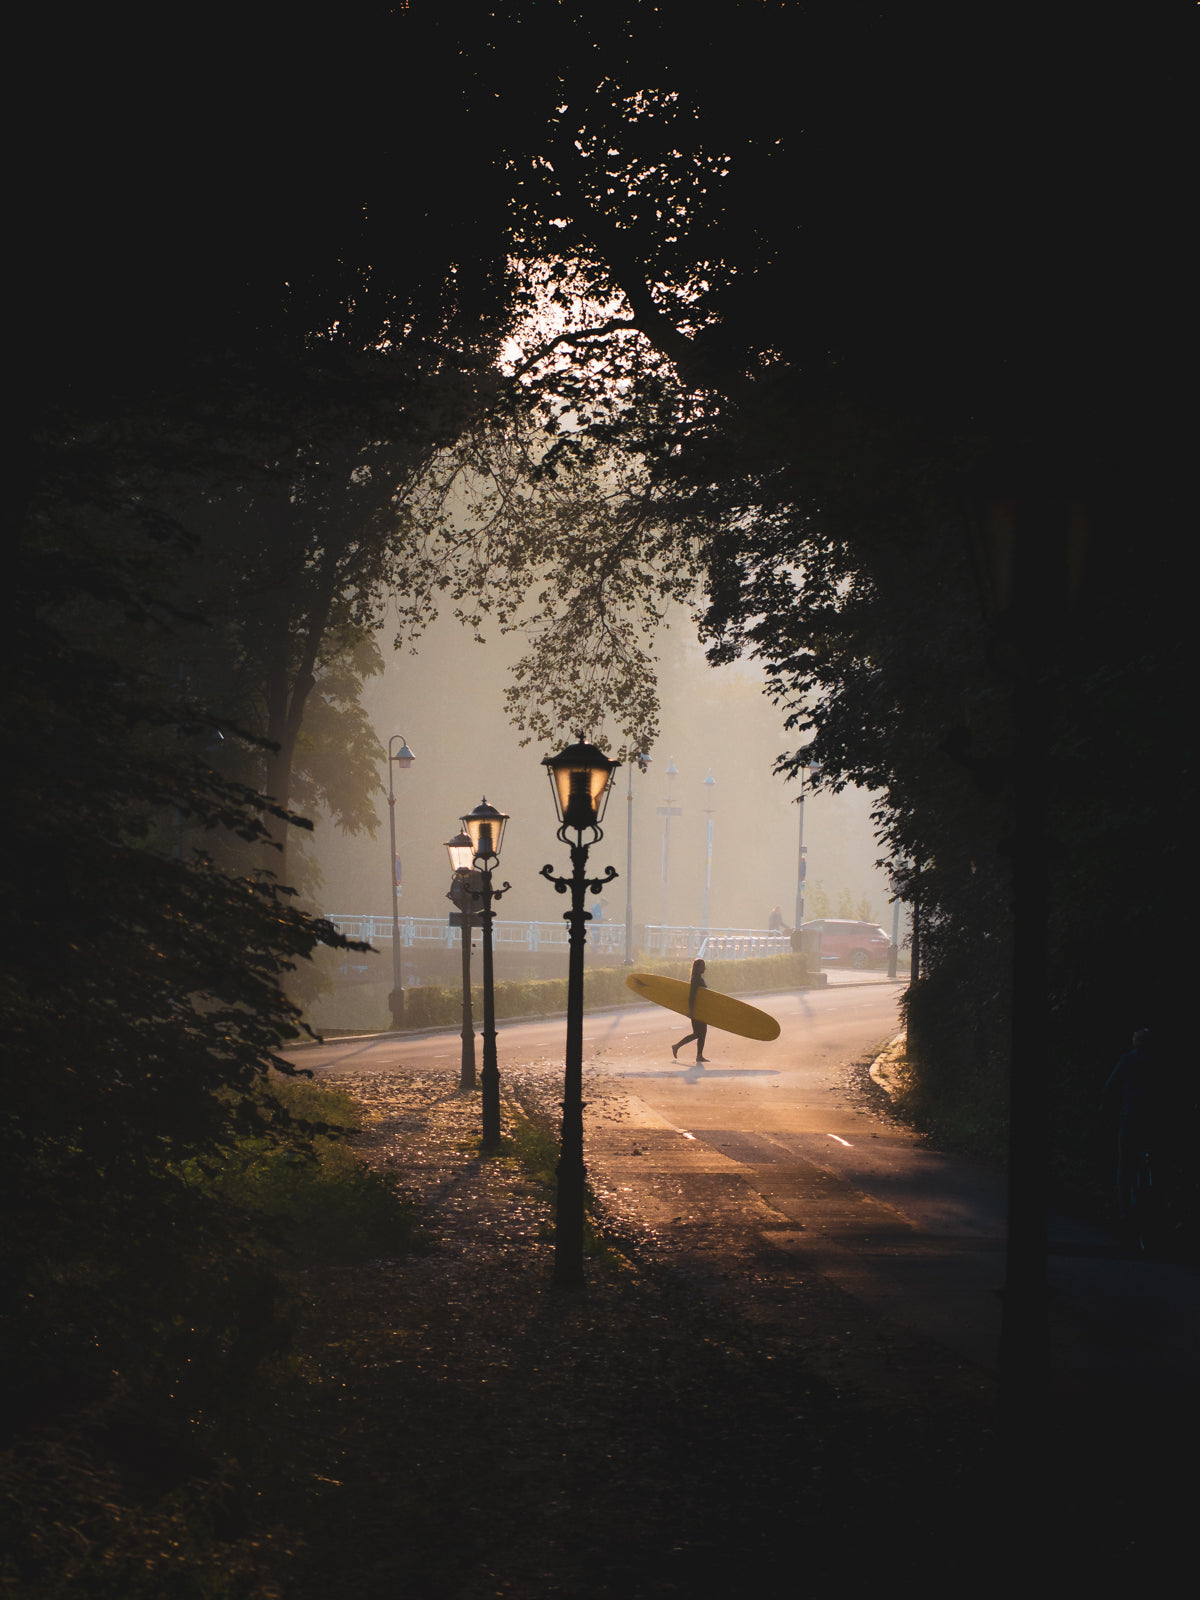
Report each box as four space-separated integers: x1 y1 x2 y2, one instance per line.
398 951 818 1032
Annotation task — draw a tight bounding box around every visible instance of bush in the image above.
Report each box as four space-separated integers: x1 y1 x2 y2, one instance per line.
0 1076 420 1599
392 951 816 1034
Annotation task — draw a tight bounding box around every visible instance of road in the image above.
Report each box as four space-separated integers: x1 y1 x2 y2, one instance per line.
286 975 1198 1404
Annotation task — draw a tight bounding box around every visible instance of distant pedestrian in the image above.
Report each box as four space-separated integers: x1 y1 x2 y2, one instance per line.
672 958 709 1063
768 905 788 933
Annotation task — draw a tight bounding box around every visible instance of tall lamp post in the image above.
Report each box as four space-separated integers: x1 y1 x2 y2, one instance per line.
623 752 650 964
658 757 679 927
445 829 481 1091
461 799 510 1149
386 735 416 1030
541 737 620 1289
702 770 716 931
793 760 820 935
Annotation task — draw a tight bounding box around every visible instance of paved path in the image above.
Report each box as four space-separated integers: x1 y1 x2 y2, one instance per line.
287 977 1198 1409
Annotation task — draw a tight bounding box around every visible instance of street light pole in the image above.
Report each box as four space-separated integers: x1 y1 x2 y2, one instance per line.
541 737 619 1289
386 735 416 1030
461 799 510 1149
702 770 716 931
658 757 679 927
624 753 650 964
793 760 820 935
445 830 480 1091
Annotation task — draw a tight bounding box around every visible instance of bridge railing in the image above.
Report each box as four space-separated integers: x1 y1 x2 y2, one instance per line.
643 927 792 959
323 915 791 960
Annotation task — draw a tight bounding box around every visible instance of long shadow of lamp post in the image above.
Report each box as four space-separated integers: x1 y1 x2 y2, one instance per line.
386 735 416 1030
541 737 620 1289
461 799 510 1149
445 829 482 1092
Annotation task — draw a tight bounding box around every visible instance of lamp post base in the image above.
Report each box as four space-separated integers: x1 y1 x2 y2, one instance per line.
387 988 405 1031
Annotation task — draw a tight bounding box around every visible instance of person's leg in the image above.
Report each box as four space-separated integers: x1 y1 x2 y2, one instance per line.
673 1029 698 1059
695 1022 709 1062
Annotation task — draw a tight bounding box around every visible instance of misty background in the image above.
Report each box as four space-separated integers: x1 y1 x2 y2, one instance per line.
306 602 895 1002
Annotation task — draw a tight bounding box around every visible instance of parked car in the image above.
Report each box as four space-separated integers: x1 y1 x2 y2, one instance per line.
801 918 892 969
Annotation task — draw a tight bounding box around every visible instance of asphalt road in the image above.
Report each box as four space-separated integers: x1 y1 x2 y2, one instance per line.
286 976 1198 1405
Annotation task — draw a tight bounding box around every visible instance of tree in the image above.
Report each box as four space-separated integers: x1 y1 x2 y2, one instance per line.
0 512 372 1435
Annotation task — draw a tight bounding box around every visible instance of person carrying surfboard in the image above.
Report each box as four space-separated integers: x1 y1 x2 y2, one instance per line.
672 959 709 1063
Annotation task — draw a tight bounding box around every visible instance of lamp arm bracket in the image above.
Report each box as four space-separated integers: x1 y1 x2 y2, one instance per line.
540 863 569 894
539 862 618 897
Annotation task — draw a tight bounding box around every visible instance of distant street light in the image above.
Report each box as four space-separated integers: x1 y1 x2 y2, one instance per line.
461 799 510 1148
658 757 680 925
445 829 481 1091
702 770 716 931
793 760 821 936
541 737 620 1288
386 735 416 1030
624 752 651 964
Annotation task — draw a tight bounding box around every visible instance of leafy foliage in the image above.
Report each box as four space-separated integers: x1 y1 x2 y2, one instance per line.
0 515 370 1444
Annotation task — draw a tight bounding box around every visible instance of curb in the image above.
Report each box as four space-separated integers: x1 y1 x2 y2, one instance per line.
869 1030 909 1100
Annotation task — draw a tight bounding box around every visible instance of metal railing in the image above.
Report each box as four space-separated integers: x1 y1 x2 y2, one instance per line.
323 914 791 960
643 926 792 959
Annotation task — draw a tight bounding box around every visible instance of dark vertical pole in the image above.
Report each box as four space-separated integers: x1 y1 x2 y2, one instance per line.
624 770 635 964
480 870 501 1148
910 864 922 983
387 763 404 1030
459 918 476 1092
793 786 807 933
554 843 590 1288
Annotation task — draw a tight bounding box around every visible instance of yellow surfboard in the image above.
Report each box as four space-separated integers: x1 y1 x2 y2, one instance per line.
624 972 781 1042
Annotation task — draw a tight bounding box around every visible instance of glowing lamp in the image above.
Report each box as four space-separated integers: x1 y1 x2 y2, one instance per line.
461 799 509 865
444 830 475 874
543 738 620 834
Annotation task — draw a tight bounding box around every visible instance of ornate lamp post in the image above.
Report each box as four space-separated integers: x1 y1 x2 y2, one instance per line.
386 735 416 1030
445 829 481 1091
702 770 716 931
461 799 510 1148
793 760 821 935
623 752 651 965
541 737 620 1288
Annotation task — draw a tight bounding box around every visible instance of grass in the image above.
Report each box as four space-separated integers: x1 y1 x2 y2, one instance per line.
484 1089 615 1266
201 1076 422 1265
1 1074 425 1600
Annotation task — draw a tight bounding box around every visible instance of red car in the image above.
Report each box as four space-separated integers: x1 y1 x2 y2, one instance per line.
801 918 892 969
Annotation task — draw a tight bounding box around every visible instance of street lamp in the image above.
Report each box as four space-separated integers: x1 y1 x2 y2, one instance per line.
386 735 416 1030
541 736 620 1288
793 760 821 936
623 752 651 965
702 770 716 932
445 829 481 1091
658 757 679 926
461 798 510 1148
